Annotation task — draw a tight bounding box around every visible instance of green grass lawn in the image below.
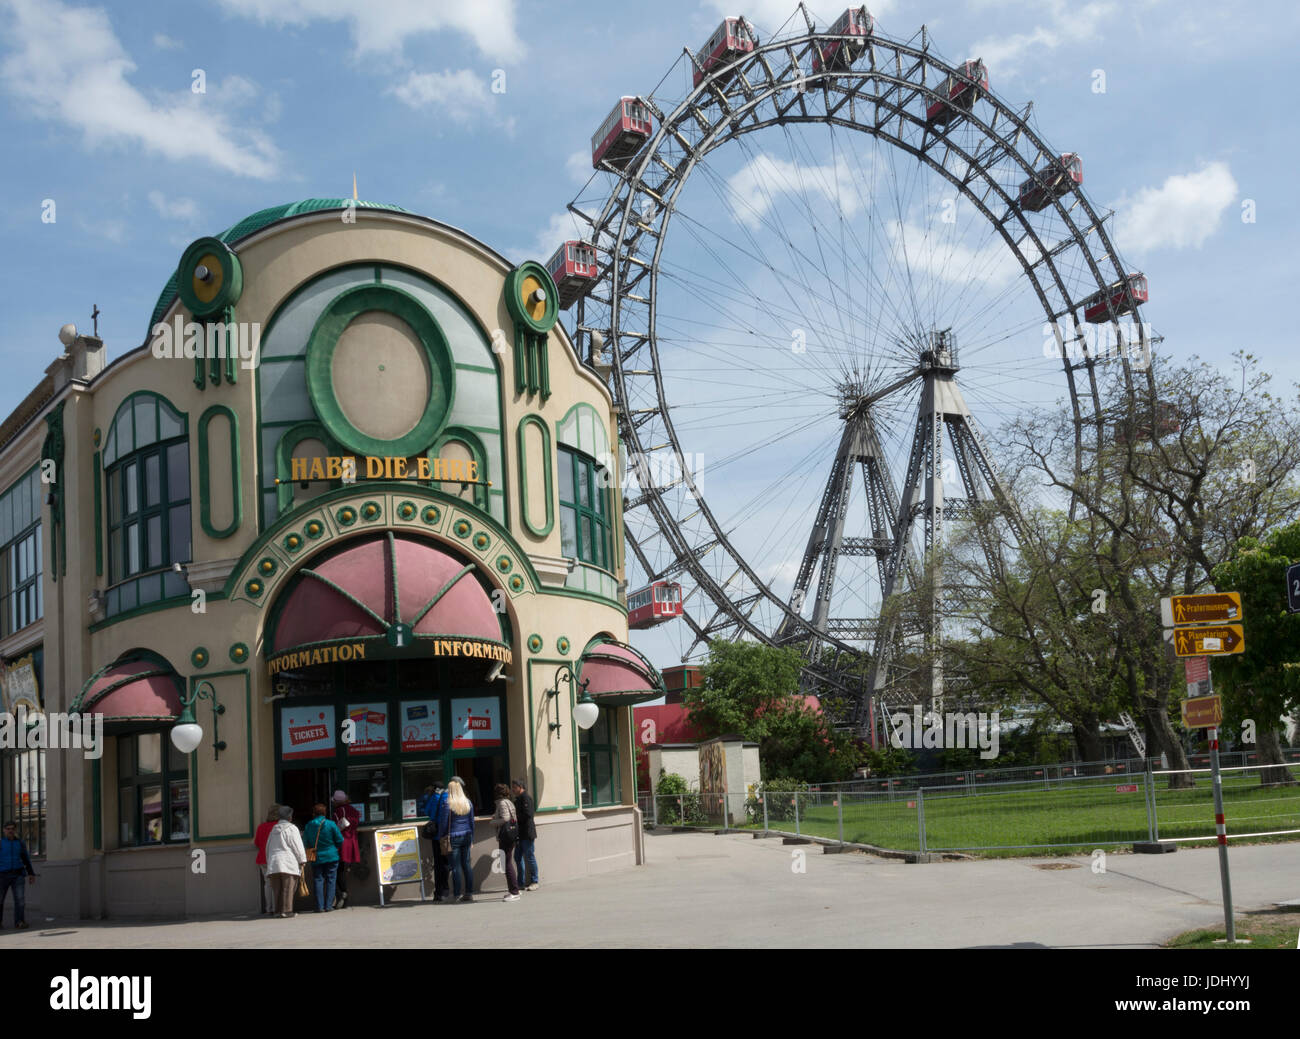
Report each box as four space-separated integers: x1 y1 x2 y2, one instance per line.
669 775 1300 857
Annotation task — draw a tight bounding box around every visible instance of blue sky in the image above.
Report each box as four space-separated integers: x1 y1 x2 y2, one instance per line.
2 0 1296 670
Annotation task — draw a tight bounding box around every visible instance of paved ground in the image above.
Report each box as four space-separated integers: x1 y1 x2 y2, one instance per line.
3 831 1298 948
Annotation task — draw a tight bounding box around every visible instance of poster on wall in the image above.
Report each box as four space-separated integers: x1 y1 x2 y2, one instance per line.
372 826 425 906
345 703 389 755
2 654 41 714
450 696 501 749
399 700 441 752
280 706 336 760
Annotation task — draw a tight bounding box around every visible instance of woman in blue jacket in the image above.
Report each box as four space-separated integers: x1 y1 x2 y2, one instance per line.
437 778 476 902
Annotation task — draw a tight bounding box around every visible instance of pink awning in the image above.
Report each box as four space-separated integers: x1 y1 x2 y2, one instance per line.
577 639 664 706
269 533 505 664
74 659 184 721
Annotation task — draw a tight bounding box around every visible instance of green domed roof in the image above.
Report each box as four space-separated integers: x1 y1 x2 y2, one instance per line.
148 198 410 331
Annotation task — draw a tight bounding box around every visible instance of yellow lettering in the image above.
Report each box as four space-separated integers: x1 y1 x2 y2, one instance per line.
467 460 478 482
417 457 432 480
366 456 384 478
308 457 326 481
326 456 342 480
354 643 365 660
339 644 353 661
291 458 308 483
393 457 408 478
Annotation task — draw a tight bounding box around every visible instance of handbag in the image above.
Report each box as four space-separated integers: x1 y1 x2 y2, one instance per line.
306 818 323 863
297 872 309 898
498 800 519 848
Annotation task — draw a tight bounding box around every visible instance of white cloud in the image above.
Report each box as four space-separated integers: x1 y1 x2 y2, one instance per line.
969 0 1116 76
726 154 862 228
886 219 1020 290
388 68 494 124
152 32 183 50
0 0 281 179
1112 161 1238 253
528 211 584 263
566 148 591 183
216 0 525 63
148 191 198 221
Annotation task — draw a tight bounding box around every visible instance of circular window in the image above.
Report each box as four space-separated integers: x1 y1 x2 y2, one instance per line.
305 285 455 458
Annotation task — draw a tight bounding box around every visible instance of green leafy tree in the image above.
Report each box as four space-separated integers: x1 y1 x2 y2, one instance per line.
1210 521 1300 784
685 641 858 782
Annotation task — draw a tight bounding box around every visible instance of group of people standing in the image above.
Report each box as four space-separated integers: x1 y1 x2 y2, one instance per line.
253 791 362 918
424 777 538 903
251 778 541 916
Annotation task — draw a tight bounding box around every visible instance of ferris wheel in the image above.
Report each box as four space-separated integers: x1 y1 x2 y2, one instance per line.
553 6 1156 740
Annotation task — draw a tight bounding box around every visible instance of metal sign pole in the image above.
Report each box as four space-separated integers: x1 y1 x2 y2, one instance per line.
1207 697 1235 942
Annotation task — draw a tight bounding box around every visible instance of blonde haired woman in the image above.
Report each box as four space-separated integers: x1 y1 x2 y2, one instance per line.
436 778 476 903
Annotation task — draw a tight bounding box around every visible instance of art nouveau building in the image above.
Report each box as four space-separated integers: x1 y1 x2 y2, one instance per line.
0 199 662 917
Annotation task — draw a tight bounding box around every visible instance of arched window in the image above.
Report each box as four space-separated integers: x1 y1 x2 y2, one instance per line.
103 393 191 615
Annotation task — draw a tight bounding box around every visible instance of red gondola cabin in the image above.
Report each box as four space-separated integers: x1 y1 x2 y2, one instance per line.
1018 153 1083 212
1082 273 1148 324
813 7 873 74
592 97 653 170
926 59 988 126
628 581 683 629
546 241 599 309
693 17 758 88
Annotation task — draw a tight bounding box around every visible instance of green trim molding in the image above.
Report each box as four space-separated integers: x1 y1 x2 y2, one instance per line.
304 284 455 458
191 669 255 842
93 450 103 576
516 414 554 538
431 426 489 511
198 405 242 538
40 401 66 578
503 263 558 399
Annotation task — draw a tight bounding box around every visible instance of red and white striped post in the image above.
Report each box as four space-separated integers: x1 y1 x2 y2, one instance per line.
1207 720 1236 942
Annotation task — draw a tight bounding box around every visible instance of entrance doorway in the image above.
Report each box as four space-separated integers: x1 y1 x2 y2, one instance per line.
281 767 332 829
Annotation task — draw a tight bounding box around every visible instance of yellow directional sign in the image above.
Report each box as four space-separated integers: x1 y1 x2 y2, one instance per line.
1182 694 1223 729
1170 624 1245 657
1161 592 1242 627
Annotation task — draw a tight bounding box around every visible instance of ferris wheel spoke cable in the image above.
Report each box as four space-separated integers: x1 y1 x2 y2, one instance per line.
664 207 860 388
688 147 916 374
697 143 861 381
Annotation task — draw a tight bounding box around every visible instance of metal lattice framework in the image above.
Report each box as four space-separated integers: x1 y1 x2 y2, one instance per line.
564 8 1155 737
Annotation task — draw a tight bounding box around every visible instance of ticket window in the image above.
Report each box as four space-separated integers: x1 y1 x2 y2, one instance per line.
347 765 391 824
402 760 445 820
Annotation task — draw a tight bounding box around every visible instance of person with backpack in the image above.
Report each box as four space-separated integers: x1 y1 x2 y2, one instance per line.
302 803 344 912
0 820 37 929
424 781 451 902
491 783 520 902
511 778 539 891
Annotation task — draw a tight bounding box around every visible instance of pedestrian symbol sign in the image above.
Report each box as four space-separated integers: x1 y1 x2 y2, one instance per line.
1160 592 1242 628
1170 624 1244 657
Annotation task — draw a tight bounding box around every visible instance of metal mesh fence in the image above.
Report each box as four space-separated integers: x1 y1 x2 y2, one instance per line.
642 754 1300 854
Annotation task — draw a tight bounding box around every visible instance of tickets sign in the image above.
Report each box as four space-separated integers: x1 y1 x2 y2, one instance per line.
400 700 442 752
451 696 501 749
281 706 335 760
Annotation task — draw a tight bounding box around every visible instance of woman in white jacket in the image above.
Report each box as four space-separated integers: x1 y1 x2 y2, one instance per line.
264 805 308 918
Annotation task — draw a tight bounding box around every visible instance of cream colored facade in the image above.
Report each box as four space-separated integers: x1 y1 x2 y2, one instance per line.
4 201 655 918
